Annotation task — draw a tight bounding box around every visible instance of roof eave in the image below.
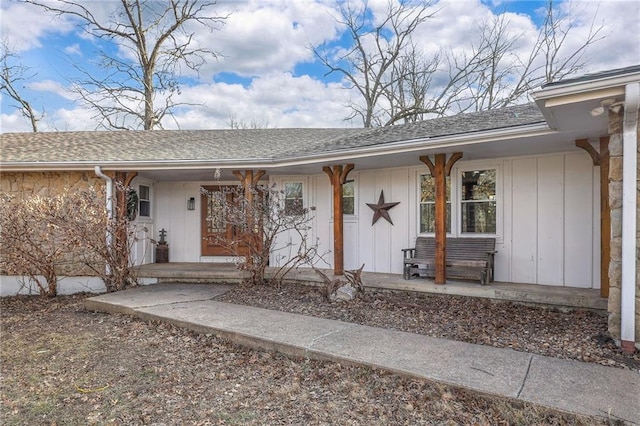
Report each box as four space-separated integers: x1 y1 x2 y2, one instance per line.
532 70 640 129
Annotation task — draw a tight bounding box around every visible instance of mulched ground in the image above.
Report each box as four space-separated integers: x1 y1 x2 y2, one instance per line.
1 293 613 425
217 283 640 371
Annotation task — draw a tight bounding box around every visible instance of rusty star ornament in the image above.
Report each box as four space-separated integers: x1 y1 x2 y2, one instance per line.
366 190 400 225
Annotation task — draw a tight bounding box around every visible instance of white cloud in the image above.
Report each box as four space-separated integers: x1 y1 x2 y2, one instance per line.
64 43 81 56
1 0 638 133
194 0 341 79
28 80 75 100
0 2 75 51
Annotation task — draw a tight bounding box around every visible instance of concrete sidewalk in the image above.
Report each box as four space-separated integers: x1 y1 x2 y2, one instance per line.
85 283 640 424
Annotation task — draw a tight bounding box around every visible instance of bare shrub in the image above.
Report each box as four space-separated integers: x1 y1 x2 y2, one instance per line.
0 187 143 295
202 184 325 286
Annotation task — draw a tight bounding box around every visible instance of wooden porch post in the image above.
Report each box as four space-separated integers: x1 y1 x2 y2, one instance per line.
420 153 462 284
232 170 266 266
323 164 355 275
113 171 138 221
575 138 610 298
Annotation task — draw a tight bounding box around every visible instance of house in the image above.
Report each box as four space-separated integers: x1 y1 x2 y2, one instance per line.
1 65 638 353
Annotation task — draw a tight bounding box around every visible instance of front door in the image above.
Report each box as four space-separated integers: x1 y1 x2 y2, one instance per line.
200 185 262 257
201 185 236 256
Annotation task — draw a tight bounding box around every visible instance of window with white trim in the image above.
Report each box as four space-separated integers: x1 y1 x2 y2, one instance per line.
460 169 496 234
342 180 355 216
419 167 498 236
284 182 304 216
139 185 151 217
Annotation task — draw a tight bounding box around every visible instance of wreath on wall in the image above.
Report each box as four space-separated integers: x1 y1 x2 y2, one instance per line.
126 188 139 221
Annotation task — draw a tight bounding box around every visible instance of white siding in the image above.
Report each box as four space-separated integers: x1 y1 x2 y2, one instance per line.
511 157 538 283
154 151 600 288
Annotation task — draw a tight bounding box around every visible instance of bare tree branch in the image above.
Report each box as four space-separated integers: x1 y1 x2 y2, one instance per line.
25 0 229 130
0 40 41 132
312 0 436 128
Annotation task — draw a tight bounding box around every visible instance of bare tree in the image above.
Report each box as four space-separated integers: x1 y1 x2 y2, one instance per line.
227 113 269 129
315 0 605 126
25 0 228 130
313 0 436 128
460 0 606 112
0 40 41 132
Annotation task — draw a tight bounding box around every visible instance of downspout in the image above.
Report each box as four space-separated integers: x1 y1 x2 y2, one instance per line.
94 166 113 276
620 82 639 353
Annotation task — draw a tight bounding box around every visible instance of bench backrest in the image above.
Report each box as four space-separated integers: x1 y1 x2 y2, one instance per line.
414 236 436 259
414 236 495 261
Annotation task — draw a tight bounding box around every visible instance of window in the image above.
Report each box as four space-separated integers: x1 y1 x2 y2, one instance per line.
460 169 496 233
284 182 304 216
342 180 355 215
139 185 151 217
419 174 451 233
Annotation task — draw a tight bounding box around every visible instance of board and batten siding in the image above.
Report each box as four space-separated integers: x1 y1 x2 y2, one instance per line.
150 151 599 289
272 151 600 288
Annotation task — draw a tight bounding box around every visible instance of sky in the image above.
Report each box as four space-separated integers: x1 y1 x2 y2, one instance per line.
1 0 639 133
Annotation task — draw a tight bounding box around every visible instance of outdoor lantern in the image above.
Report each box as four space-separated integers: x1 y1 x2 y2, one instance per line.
187 197 196 210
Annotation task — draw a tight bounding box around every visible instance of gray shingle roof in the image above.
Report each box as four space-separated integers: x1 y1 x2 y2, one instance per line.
0 103 545 165
295 103 544 156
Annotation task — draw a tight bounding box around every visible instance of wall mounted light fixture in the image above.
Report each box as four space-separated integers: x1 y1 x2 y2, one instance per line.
590 99 623 117
187 197 196 210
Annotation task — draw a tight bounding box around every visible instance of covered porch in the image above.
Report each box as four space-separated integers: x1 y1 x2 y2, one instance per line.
133 262 606 311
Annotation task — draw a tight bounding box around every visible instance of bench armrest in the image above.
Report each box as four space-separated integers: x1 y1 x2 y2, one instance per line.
401 248 415 259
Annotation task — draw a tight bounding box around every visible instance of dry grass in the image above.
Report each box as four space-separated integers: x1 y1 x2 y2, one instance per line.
0 294 606 425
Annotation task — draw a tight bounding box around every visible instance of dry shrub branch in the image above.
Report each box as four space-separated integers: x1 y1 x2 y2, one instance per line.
0 187 144 295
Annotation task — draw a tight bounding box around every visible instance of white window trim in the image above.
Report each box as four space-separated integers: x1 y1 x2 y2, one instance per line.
417 161 502 240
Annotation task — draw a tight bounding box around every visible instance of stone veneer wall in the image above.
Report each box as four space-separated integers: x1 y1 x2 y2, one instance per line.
0 171 106 276
606 111 640 346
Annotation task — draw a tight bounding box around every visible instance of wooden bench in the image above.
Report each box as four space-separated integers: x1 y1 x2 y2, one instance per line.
402 237 496 284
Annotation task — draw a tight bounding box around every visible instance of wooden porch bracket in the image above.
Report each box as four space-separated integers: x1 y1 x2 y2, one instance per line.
323 164 355 275
233 170 266 203
575 139 601 166
420 153 463 284
575 138 610 298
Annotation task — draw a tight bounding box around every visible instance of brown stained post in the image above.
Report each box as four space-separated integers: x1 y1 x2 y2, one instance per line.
232 170 266 265
575 139 610 298
599 136 610 298
113 171 138 220
323 164 354 275
420 153 462 284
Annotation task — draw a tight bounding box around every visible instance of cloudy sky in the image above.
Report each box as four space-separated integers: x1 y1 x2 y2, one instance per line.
1 0 638 133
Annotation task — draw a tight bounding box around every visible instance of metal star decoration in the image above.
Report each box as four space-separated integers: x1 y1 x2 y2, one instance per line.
366 190 400 225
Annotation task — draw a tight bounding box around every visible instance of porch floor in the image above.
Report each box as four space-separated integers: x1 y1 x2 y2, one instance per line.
133 262 607 311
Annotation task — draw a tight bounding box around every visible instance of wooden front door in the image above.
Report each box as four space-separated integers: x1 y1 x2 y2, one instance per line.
201 185 236 256
200 185 262 257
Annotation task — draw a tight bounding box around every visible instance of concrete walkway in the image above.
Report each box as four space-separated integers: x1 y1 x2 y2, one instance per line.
85 283 639 424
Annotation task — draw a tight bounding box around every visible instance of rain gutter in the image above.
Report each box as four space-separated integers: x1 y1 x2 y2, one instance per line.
94 166 113 276
620 82 639 353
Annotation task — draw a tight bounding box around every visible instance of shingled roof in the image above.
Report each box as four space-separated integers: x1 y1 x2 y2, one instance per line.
0 103 545 165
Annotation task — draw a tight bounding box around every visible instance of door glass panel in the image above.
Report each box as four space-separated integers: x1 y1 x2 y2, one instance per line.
205 191 226 233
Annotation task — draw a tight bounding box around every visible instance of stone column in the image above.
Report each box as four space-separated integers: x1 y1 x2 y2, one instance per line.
606 110 640 350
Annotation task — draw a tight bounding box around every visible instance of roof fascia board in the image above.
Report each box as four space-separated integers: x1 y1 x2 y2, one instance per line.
0 123 552 172
542 87 625 108
533 71 640 101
